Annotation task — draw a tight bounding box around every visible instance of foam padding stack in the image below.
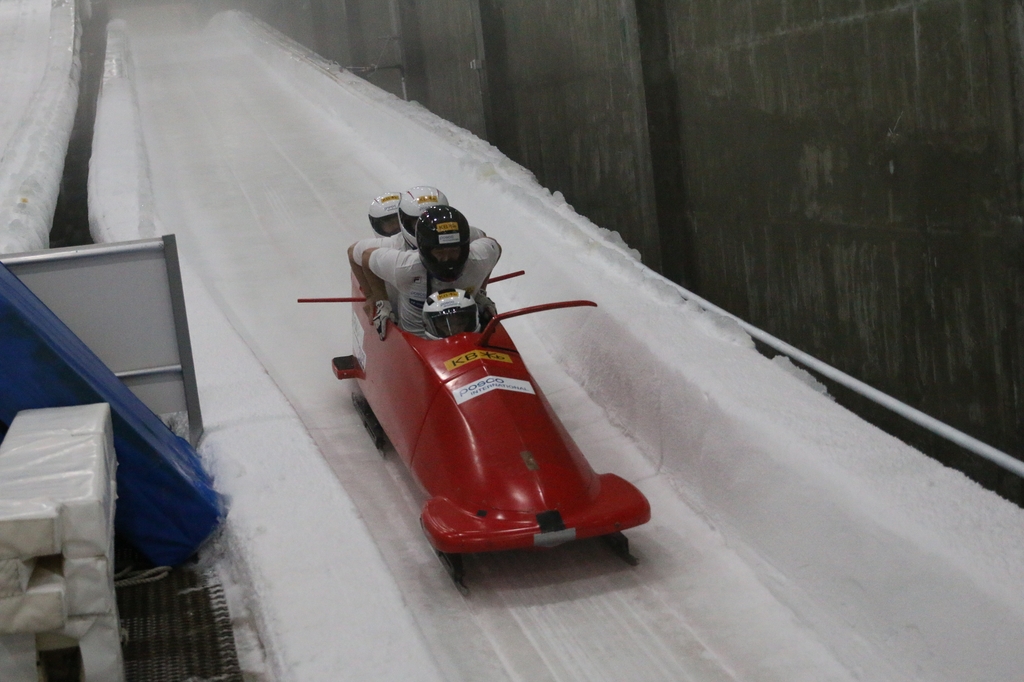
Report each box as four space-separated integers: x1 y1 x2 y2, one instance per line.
0 260 224 566
0 404 123 681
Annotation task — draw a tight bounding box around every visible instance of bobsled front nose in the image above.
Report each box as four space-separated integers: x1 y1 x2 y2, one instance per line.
420 473 650 555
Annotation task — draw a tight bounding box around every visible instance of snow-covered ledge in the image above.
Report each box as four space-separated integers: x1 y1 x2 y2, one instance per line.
0 0 82 254
88 18 156 244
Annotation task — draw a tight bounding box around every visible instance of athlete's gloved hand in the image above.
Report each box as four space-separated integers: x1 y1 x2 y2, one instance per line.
373 299 394 340
475 292 497 324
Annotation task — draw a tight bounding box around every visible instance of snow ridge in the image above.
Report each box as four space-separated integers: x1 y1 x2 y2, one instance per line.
0 0 82 254
88 19 157 243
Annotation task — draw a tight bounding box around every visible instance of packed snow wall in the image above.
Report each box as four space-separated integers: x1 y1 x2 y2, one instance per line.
0 0 84 254
202 13 1024 681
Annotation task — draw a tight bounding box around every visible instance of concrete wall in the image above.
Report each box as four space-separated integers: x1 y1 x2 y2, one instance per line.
476 0 660 269
659 0 1024 496
385 0 487 138
342 0 405 101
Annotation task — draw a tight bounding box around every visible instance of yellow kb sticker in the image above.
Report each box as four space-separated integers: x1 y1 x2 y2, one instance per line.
445 350 513 370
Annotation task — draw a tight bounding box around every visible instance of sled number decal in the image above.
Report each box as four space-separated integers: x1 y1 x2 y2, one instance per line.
453 376 535 404
445 350 512 370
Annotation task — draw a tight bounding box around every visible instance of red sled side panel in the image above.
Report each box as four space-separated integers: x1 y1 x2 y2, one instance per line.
354 309 440 467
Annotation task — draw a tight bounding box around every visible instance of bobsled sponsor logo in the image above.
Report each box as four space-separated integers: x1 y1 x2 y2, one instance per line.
436 221 460 233
453 376 534 404
438 233 460 244
445 350 513 371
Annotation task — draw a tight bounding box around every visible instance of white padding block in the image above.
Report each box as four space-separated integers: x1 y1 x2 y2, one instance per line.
0 404 116 474
0 500 60 561
0 561 66 635
0 558 35 598
62 614 125 682
0 632 38 682
64 556 115 617
0 404 116 560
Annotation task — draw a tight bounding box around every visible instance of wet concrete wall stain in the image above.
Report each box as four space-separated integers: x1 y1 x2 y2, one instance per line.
669 0 1024 497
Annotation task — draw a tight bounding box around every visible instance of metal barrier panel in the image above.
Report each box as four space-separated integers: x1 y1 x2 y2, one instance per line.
0 235 202 446
0 254 223 566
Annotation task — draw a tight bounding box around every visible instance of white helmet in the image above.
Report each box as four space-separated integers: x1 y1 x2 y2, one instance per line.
421 289 480 340
398 186 448 248
368 192 402 236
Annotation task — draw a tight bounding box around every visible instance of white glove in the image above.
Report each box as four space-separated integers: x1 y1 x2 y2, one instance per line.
373 299 394 340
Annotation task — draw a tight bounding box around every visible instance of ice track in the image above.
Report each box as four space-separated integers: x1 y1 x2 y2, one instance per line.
83 5 1024 682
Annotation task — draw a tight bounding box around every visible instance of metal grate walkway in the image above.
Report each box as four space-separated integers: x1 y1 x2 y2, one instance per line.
115 545 243 682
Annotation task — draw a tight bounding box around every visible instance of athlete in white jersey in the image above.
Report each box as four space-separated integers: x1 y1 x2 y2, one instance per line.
362 205 500 338
349 187 488 320
349 186 448 309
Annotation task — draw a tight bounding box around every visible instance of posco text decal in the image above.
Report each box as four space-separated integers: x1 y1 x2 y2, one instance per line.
452 376 535 404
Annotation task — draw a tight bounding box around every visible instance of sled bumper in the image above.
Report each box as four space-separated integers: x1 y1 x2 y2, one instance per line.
421 473 650 554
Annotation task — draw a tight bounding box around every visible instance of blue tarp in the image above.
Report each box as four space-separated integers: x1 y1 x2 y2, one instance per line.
0 261 224 566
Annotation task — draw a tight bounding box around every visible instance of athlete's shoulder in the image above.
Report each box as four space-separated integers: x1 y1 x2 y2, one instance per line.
469 236 501 261
370 246 422 280
352 236 393 262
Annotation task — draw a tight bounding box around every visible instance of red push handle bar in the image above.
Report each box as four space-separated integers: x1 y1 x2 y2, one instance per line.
297 296 366 303
297 270 526 303
478 300 597 348
484 269 524 284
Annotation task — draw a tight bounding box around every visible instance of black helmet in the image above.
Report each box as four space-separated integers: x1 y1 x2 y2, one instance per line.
417 205 470 282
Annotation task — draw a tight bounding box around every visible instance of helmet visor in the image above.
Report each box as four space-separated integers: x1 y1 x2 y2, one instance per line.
423 245 468 281
370 214 400 236
426 307 479 338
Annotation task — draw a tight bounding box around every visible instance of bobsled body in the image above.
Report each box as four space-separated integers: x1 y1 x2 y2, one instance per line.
342 294 650 555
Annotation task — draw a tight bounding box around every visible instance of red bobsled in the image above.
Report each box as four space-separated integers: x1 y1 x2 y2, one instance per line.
329 280 651 584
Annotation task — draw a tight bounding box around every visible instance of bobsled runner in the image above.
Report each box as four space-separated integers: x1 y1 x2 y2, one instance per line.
323 279 651 590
